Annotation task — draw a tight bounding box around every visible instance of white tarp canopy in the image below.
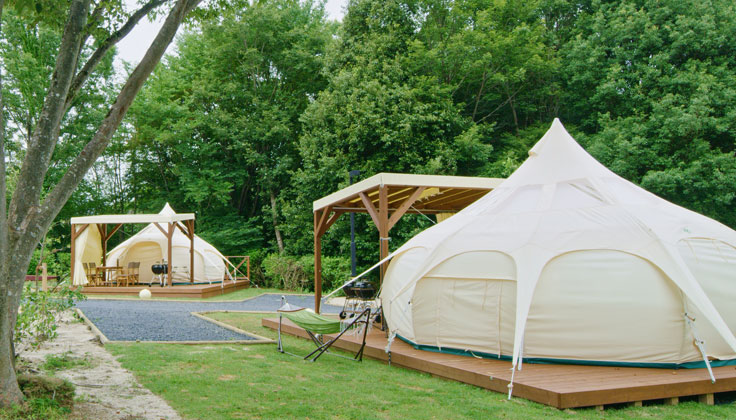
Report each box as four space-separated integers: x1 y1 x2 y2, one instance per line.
380 119 736 373
72 204 228 285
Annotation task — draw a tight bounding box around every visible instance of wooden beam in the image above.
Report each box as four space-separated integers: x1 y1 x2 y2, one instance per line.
105 223 123 240
174 221 189 236
167 223 175 288
153 222 167 237
100 224 108 267
186 220 195 283
359 192 380 229
388 187 426 230
315 206 332 238
378 185 389 283
314 211 322 313
318 210 344 237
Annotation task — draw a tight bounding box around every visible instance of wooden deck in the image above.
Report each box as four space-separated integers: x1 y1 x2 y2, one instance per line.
264 317 736 409
81 279 250 299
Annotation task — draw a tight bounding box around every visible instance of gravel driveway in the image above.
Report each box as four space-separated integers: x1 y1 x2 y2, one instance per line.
75 294 341 342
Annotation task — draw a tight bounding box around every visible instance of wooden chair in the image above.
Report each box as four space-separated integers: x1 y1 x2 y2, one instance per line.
84 262 103 286
116 262 140 287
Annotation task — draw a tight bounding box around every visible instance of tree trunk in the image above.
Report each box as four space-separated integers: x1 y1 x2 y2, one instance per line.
0 0 203 408
270 190 285 254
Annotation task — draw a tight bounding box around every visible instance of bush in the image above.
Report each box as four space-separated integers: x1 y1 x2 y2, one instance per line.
297 255 351 293
15 285 86 354
262 253 351 292
17 374 75 410
262 253 309 290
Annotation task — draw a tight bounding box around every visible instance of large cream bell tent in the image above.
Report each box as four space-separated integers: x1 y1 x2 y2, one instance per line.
380 119 736 376
72 204 229 286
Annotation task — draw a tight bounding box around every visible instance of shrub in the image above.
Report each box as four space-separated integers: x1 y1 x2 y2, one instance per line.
17 374 75 410
262 253 309 290
297 255 351 293
15 285 86 354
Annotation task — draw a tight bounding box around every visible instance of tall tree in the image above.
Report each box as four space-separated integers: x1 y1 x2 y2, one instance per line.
0 0 203 407
127 0 332 255
560 0 736 227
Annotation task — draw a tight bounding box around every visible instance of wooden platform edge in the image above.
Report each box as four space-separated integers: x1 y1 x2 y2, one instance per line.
80 279 250 298
262 317 560 407
264 317 736 409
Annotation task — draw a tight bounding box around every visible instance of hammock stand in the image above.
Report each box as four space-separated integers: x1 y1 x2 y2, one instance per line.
277 296 371 362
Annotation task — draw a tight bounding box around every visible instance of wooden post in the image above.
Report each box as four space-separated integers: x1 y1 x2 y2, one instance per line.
663 397 679 405
41 263 48 292
378 185 389 284
185 220 194 283
99 224 108 267
167 222 174 287
698 393 714 405
314 211 322 313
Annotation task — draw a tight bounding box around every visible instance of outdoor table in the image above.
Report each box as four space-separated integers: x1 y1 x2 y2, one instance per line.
96 266 122 285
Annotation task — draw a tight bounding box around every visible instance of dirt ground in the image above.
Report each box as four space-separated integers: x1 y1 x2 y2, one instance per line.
20 312 182 420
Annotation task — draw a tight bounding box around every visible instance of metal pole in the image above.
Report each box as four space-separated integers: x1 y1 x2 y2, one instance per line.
349 170 360 277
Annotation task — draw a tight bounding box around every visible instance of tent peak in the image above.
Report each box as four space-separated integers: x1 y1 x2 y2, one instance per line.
160 203 177 216
503 118 616 188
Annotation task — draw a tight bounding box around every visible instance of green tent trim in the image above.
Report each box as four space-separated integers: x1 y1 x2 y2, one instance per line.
395 334 736 369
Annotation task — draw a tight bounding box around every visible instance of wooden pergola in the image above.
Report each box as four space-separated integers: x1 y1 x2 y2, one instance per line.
70 212 196 287
313 173 504 312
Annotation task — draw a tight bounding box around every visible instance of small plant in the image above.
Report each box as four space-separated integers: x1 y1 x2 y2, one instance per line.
42 351 91 372
14 284 86 354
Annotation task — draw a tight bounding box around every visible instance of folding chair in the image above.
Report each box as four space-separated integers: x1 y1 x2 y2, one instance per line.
277 296 371 362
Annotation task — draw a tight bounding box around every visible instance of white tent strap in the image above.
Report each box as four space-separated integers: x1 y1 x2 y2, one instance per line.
410 204 437 225
323 252 396 300
684 311 716 383
507 365 516 400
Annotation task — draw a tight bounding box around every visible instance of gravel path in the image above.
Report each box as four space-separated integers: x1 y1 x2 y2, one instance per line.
75 294 340 342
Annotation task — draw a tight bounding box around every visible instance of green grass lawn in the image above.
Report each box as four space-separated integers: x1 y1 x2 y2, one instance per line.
107 312 736 420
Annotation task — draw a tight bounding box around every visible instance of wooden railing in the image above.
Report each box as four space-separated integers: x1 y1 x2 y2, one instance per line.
224 256 250 283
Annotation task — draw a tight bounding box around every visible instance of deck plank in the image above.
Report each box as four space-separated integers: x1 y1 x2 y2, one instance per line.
263 317 736 408
80 279 250 299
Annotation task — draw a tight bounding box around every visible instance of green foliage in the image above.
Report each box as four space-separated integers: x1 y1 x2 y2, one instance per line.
41 352 91 373
561 0 736 227
127 0 334 257
0 374 75 420
14 286 86 353
261 253 308 290
16 374 75 410
261 253 351 291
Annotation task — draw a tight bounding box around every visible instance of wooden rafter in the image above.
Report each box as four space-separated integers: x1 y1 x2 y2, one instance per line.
388 187 426 230
359 192 380 228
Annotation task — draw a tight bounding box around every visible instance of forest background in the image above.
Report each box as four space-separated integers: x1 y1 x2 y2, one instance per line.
6 0 736 292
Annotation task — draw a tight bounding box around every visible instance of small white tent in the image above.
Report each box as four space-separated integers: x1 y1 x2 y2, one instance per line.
380 119 736 375
105 204 228 285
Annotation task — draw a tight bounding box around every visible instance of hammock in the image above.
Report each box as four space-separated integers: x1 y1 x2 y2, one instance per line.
281 309 343 335
277 296 371 362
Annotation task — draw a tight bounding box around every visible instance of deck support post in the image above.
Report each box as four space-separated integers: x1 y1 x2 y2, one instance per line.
663 397 678 405
698 393 714 405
